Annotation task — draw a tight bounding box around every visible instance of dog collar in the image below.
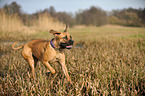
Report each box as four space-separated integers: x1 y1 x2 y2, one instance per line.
50 38 60 52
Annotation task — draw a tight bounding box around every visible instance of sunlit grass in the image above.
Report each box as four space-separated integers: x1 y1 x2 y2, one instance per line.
0 26 145 95
69 26 145 41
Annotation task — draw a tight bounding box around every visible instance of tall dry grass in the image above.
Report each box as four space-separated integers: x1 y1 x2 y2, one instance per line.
0 10 65 41
30 13 65 32
0 10 23 33
0 10 65 35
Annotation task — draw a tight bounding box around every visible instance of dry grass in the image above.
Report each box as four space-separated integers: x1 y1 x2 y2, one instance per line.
0 39 145 95
0 10 65 41
30 13 65 32
0 25 145 95
0 11 23 33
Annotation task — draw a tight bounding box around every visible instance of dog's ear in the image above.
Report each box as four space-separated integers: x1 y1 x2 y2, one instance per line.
64 25 68 32
50 29 61 35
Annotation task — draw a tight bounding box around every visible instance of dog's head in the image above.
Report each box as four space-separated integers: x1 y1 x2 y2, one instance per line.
50 25 74 49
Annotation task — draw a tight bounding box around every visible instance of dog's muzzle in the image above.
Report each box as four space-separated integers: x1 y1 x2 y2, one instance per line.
60 40 74 49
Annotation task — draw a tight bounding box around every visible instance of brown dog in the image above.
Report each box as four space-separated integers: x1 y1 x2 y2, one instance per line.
12 25 74 83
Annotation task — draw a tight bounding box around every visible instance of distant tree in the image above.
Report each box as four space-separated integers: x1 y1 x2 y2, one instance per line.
107 15 119 24
76 6 107 26
75 10 83 25
122 12 141 26
109 8 144 26
43 8 49 14
3 2 22 15
49 6 55 16
140 8 145 26
2 4 9 13
55 12 74 26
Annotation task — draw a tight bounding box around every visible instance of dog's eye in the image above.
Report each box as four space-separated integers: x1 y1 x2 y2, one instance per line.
63 36 67 39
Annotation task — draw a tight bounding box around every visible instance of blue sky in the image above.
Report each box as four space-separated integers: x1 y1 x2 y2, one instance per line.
0 0 145 14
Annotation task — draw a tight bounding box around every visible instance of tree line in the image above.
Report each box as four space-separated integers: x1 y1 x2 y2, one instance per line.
1 2 145 27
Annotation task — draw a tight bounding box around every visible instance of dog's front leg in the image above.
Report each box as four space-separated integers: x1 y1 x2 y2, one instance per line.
42 61 56 74
59 54 72 84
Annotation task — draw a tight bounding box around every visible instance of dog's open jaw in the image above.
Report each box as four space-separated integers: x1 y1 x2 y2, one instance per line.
60 43 72 49
66 45 72 49
51 39 74 51
59 39 74 50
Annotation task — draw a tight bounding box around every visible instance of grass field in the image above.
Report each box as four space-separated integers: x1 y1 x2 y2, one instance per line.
0 26 145 95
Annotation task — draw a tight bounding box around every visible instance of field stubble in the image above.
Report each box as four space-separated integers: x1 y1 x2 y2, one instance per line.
0 26 145 95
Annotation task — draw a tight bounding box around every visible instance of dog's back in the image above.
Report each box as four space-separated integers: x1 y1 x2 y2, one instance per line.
23 39 49 60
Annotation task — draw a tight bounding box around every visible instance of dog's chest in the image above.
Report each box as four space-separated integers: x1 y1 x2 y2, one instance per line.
43 48 62 62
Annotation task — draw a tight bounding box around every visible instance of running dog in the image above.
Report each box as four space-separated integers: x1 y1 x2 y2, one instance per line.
12 25 74 83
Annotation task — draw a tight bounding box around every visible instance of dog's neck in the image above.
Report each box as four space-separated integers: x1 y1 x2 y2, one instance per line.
50 38 63 52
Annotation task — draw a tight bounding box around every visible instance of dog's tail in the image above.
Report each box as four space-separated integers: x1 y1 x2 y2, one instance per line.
12 41 24 50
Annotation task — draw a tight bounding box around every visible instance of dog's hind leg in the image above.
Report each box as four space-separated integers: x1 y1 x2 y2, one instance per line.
27 57 35 78
32 55 38 67
22 46 35 78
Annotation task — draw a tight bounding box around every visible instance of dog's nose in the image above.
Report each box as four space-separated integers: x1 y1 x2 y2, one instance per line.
69 40 74 45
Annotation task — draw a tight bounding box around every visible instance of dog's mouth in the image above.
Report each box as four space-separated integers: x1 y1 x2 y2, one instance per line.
66 45 72 49
60 40 74 49
60 43 73 49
